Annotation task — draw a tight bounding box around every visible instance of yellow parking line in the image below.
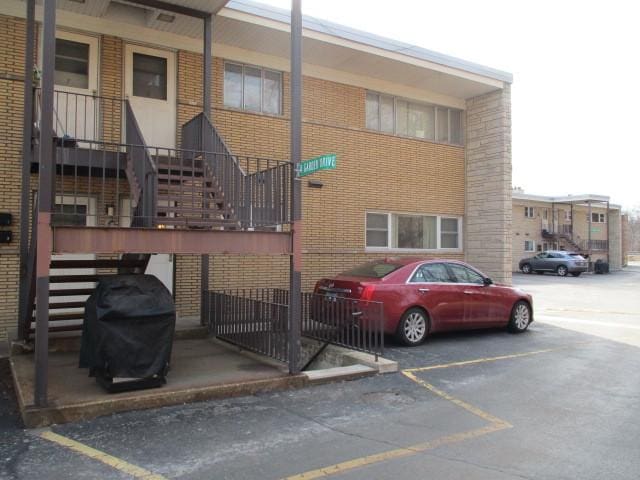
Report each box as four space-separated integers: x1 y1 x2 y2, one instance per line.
39 430 168 480
401 370 511 427
283 345 585 480
404 344 586 374
282 423 509 480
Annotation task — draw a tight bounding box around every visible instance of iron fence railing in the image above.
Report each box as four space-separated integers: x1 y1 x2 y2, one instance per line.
581 239 608 251
206 289 385 367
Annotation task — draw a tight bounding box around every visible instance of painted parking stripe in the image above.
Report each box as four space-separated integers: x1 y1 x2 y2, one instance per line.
39 430 168 480
283 345 587 480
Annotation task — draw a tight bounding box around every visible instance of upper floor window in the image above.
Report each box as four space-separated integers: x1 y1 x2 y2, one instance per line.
564 210 572 221
133 53 167 100
590 212 606 223
366 212 462 250
55 38 90 89
365 92 463 146
524 206 535 218
224 62 282 115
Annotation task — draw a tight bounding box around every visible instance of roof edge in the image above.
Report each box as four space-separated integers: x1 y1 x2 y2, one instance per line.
225 0 513 84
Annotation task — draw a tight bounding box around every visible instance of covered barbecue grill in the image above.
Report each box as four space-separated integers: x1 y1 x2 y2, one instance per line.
79 274 176 392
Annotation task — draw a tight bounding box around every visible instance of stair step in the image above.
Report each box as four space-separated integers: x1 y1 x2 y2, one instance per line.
30 324 83 334
155 217 239 228
49 288 95 296
32 311 85 321
48 301 86 309
156 185 221 195
50 275 101 283
50 259 147 269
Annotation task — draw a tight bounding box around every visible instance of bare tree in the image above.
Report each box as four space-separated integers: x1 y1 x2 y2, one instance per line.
627 206 640 252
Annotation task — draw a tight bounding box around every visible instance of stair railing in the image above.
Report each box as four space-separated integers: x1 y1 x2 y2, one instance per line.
125 100 157 227
181 113 291 229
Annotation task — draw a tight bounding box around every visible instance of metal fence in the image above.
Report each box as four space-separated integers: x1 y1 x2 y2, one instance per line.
206 289 385 367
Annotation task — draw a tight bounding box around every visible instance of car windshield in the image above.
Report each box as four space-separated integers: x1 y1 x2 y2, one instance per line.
342 261 404 278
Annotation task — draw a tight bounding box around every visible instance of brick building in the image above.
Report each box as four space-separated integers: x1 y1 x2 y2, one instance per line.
0 0 513 345
511 189 623 272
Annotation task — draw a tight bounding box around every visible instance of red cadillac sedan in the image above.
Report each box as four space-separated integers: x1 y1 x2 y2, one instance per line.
314 258 533 346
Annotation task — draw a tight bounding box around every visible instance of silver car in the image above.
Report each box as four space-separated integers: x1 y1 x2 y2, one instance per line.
519 250 589 277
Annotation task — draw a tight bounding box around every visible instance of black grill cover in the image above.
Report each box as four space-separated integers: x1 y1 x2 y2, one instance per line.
79 274 176 380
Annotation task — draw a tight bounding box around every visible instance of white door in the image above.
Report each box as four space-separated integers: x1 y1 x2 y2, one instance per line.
52 31 99 145
51 196 97 319
119 198 174 294
124 44 176 150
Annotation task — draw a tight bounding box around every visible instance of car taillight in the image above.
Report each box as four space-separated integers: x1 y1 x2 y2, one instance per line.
361 284 376 301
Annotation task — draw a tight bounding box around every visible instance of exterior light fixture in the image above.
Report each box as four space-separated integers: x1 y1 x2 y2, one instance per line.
67 0 86 3
307 179 323 188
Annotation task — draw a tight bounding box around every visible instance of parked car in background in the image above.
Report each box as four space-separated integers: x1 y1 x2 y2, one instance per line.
313 258 533 346
519 250 588 277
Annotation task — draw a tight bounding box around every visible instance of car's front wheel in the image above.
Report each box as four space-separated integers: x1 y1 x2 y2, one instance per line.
508 301 531 333
557 265 568 277
521 263 532 274
396 308 429 346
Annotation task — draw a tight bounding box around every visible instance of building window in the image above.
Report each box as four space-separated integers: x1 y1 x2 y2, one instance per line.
224 62 282 115
55 38 90 89
365 92 463 146
524 240 535 252
590 212 606 223
366 213 389 247
366 212 461 250
132 53 167 100
524 206 535 218
564 210 572 221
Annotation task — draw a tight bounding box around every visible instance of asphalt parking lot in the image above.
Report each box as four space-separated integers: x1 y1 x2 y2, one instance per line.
2 267 640 480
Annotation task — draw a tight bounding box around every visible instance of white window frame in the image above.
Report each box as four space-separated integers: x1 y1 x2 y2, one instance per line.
365 211 463 253
590 212 606 223
564 210 572 221
365 91 464 146
524 239 535 252
524 206 535 218
223 61 283 116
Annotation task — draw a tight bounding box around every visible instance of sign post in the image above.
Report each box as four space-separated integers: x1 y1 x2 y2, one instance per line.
297 154 337 177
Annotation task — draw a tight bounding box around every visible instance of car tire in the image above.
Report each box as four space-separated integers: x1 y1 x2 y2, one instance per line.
396 308 429 346
570 272 581 277
508 301 531 333
557 265 568 277
521 263 532 274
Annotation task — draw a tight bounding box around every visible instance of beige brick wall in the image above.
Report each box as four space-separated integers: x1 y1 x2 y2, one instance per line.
0 15 26 340
465 86 512 284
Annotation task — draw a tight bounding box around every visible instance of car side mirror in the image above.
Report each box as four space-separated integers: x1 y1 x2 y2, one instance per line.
483 277 493 286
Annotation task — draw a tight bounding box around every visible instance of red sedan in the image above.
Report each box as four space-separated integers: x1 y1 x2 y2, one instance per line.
313 258 533 346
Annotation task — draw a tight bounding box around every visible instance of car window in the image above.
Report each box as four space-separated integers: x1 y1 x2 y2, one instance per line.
447 264 484 285
410 263 451 283
342 261 404 278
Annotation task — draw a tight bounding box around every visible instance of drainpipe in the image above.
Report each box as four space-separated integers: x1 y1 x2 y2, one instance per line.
200 14 212 326
34 0 56 407
588 201 592 265
288 0 302 374
606 201 610 264
18 0 36 342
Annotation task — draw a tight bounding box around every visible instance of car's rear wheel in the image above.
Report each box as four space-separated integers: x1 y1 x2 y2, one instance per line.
521 263 532 274
557 265 568 277
570 272 581 277
396 308 429 346
508 301 531 333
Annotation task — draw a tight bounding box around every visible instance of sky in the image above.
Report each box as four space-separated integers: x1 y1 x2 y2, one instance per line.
255 0 640 211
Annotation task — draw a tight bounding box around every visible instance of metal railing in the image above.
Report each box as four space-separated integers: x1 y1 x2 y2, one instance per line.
206 289 385 366
182 113 291 228
35 88 125 145
581 239 608 251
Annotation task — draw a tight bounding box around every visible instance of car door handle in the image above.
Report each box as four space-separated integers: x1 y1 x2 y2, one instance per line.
418 288 430 293
463 290 475 294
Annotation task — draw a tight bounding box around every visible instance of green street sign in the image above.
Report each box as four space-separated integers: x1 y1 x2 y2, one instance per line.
297 154 337 177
